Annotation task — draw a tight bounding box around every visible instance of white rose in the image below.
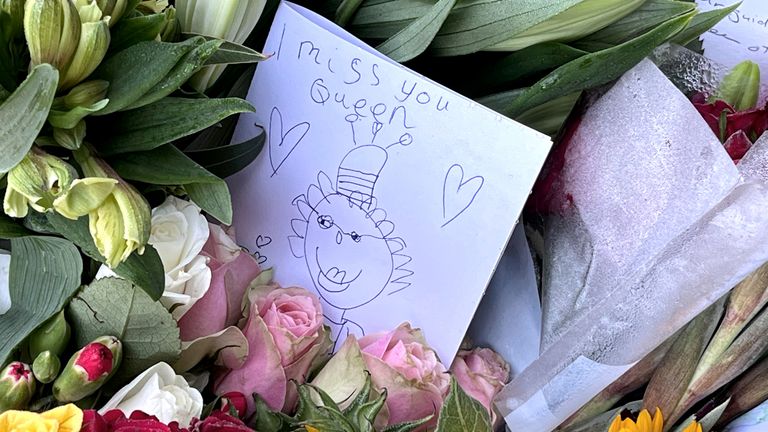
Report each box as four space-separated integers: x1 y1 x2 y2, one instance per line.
0 253 10 315
724 400 768 431
150 196 212 319
99 362 203 427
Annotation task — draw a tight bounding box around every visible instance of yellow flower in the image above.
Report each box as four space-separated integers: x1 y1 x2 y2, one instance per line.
0 404 82 432
608 409 702 432
305 427 320 432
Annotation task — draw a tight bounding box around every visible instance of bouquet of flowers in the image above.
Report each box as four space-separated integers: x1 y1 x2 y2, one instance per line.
2 0 768 432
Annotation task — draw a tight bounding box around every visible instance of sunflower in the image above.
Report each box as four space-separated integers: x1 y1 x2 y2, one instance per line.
608 409 702 432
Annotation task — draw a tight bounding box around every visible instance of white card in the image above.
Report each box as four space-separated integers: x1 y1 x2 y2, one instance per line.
229 1 551 361
697 0 768 72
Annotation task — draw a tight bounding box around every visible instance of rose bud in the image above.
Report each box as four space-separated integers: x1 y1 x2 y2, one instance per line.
220 392 248 419
0 362 36 412
54 336 122 402
28 310 71 358
33 350 62 384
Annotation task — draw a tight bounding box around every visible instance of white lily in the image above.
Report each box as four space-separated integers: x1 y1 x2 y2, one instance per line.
175 0 266 92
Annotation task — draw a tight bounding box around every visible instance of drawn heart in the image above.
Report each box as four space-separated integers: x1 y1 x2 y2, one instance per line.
442 164 484 228
269 106 310 177
255 235 272 249
253 251 268 265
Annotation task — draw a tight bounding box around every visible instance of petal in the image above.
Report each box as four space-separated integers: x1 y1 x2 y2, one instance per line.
174 326 249 373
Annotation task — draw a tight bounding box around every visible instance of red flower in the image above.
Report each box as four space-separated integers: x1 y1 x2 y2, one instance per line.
692 93 768 162
82 410 185 432
189 411 253 432
219 392 248 419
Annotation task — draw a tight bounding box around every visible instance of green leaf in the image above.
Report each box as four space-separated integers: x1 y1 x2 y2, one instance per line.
48 99 109 129
349 0 433 39
435 377 492 432
67 277 181 387
96 97 255 155
0 237 82 366
0 64 58 173
186 181 232 225
336 0 365 26
108 13 166 54
464 43 586 95
93 38 203 116
672 1 741 46
124 40 224 111
504 12 693 117
181 33 269 66
430 0 584 56
376 0 458 62
0 214 30 238
46 213 164 300
108 145 233 224
184 130 265 178
574 0 695 51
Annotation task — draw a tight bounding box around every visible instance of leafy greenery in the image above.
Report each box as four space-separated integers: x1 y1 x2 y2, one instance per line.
67 277 182 387
0 237 83 366
435 377 492 432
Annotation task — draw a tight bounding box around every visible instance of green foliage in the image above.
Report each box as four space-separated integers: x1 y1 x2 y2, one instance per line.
0 237 82 366
435 377 492 432
95 97 255 155
251 374 430 432
0 64 58 174
67 277 182 387
376 0 458 62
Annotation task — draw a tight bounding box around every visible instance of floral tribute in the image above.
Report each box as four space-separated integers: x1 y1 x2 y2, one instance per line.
2 0 768 432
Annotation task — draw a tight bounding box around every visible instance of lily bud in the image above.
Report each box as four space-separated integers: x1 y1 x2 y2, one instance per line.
0 362 36 412
3 147 77 217
28 310 71 358
74 146 150 268
33 351 62 384
58 3 110 90
53 120 87 150
487 0 644 51
0 0 24 39
717 60 761 111
23 0 82 70
96 0 127 25
53 336 122 402
62 79 108 108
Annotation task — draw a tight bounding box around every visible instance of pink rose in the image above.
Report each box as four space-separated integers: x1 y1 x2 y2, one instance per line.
213 283 331 415
176 225 261 370
450 347 510 422
312 323 449 429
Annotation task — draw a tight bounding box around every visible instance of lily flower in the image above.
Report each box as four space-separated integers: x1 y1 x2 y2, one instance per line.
175 0 266 92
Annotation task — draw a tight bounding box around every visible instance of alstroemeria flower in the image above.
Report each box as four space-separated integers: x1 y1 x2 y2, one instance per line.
692 93 768 163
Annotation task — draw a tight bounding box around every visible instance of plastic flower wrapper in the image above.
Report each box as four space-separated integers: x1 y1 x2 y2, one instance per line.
496 59 768 431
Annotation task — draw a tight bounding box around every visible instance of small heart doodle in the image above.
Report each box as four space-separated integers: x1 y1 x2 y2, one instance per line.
269 106 310 177
252 251 268 265
255 235 272 249
441 164 484 228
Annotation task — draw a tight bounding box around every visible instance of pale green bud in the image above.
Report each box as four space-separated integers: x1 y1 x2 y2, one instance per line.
0 362 36 412
3 147 78 217
718 60 761 111
23 0 82 70
53 119 86 150
96 0 127 25
1 0 25 39
54 176 118 219
28 310 71 358
62 79 108 108
487 0 645 52
53 336 122 402
74 146 151 267
159 5 177 42
32 351 62 384
58 8 110 90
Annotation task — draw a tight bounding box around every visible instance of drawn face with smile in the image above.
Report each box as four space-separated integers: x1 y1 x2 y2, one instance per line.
303 193 394 310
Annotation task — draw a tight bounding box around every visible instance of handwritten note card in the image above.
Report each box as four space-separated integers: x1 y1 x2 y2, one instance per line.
697 0 768 72
229 2 551 361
